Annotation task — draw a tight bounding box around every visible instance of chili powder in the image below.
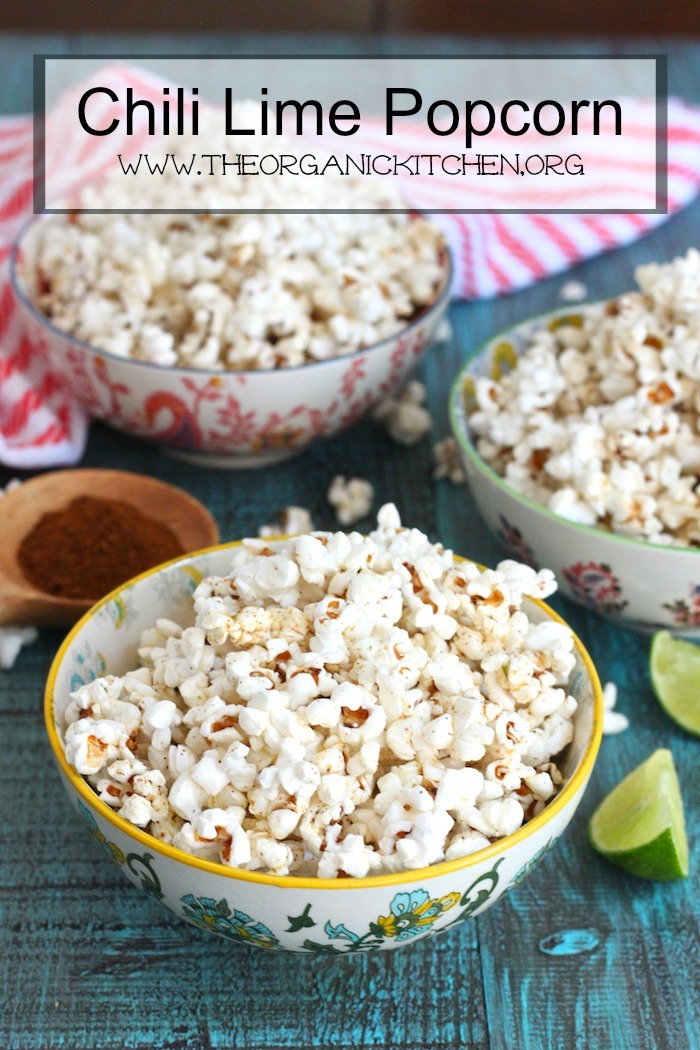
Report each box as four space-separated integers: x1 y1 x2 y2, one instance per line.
18 495 183 600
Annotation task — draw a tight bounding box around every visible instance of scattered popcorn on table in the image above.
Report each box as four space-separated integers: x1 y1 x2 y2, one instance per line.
470 251 700 547
435 318 454 343
373 380 433 445
0 480 37 671
0 627 38 670
0 478 21 499
62 504 579 878
259 507 314 538
327 476 374 526
601 681 629 735
32 110 446 373
433 437 467 485
559 280 588 303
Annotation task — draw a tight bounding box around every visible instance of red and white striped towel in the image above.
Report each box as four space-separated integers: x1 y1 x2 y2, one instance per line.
1 64 700 469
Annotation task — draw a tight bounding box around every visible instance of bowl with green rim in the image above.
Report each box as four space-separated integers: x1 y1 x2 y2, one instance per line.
450 305 700 635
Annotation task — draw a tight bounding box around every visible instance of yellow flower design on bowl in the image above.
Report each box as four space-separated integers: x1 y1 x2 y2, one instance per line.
377 889 461 941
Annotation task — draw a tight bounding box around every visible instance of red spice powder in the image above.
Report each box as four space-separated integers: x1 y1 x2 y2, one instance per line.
18 495 183 600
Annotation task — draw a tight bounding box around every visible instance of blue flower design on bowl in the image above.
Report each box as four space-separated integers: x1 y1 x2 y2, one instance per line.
181 894 279 949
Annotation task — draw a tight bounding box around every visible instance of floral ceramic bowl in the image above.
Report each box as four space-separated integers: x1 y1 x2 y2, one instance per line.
450 306 700 635
45 542 603 954
11 218 451 469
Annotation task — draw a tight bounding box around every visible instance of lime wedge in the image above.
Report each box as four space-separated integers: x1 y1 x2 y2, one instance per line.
589 749 688 881
650 631 700 736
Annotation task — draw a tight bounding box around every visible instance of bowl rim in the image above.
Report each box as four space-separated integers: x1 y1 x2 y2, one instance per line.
449 302 700 559
10 213 453 380
45 539 604 891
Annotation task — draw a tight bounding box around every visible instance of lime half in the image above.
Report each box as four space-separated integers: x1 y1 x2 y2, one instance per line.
589 749 688 881
650 631 700 737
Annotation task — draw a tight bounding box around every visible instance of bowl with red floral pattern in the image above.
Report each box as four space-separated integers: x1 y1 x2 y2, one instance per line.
450 307 700 635
11 216 451 470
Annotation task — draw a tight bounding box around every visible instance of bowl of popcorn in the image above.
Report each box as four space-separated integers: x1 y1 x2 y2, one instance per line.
10 144 450 468
45 505 602 953
450 251 700 634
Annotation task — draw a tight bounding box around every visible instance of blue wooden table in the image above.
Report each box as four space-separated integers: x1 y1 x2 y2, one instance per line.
1 35 698 1050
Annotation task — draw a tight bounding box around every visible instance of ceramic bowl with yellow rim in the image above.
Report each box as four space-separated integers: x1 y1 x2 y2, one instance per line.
11 217 451 471
45 542 603 955
450 306 700 636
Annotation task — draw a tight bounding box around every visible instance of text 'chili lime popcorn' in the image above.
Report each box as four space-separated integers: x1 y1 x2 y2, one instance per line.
63 505 577 878
34 106 445 373
470 251 700 547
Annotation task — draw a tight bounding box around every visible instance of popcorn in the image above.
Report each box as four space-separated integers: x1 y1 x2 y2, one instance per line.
435 318 454 344
62 505 578 878
327 475 374 526
64 718 129 775
478 797 524 838
317 830 377 879
435 768 484 813
119 794 153 828
0 478 21 499
169 771 211 821
0 626 38 670
373 380 433 445
445 829 492 860
602 681 629 735
471 251 700 546
559 280 588 302
258 507 314 538
433 437 467 485
33 109 445 373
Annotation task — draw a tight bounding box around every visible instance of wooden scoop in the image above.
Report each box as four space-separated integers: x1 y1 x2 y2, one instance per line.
0 469 219 627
